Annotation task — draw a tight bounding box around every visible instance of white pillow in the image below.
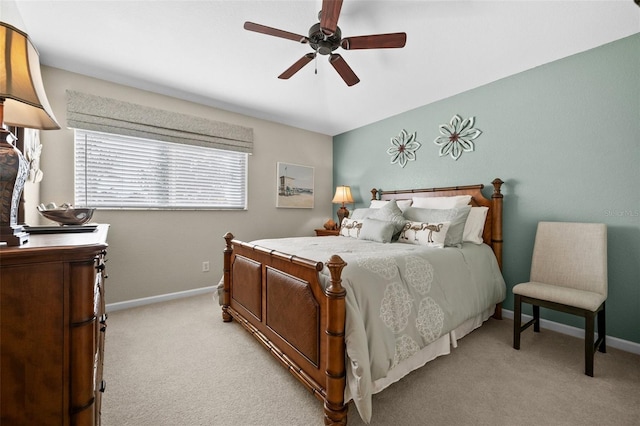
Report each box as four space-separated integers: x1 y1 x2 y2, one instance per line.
403 206 471 247
397 221 451 248
463 207 488 244
411 195 471 209
370 199 412 212
339 218 363 238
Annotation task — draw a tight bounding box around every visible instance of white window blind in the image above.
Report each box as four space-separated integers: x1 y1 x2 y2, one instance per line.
74 129 248 209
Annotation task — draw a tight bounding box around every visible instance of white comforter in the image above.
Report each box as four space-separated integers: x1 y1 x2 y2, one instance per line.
246 236 506 423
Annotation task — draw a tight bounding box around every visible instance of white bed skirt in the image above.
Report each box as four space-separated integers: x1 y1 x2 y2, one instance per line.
348 305 496 399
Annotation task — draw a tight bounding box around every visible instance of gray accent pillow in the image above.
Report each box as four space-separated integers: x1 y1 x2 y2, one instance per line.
350 208 377 220
366 199 407 236
403 206 472 247
358 218 395 243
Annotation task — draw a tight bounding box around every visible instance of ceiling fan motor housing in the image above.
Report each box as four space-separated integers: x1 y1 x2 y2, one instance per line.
308 23 341 55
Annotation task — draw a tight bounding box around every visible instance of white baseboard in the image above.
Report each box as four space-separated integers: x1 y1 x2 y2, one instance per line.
106 286 216 313
503 309 640 355
106 294 640 355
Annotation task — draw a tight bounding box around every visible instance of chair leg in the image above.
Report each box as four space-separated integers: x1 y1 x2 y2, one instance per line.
585 312 595 377
597 303 606 353
513 294 522 350
533 304 540 332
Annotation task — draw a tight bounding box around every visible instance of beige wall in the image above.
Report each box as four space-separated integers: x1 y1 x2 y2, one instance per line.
31 66 333 304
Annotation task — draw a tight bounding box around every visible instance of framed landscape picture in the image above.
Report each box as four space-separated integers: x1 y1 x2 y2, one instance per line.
276 162 314 208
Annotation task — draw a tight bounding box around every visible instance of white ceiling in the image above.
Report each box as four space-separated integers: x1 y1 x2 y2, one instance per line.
14 0 640 136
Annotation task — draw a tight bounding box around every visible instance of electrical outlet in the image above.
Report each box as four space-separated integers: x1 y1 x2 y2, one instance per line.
202 261 210 272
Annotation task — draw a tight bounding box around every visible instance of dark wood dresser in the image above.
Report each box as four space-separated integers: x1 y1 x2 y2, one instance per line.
0 224 109 425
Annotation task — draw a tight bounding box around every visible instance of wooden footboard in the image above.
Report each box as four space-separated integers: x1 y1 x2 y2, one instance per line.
222 233 349 425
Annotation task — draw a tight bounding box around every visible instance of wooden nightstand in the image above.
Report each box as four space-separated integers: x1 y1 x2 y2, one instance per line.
315 228 340 236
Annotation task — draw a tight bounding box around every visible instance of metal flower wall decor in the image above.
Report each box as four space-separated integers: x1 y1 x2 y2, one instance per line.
434 115 482 161
387 129 421 168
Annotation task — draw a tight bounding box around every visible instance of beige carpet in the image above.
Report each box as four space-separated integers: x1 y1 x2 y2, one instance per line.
101 294 640 426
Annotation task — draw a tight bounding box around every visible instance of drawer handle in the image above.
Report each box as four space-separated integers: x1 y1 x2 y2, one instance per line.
99 380 106 393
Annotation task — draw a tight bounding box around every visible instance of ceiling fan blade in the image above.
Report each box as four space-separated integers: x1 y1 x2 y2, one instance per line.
341 32 407 50
278 53 316 79
244 21 309 43
320 0 343 36
329 54 360 87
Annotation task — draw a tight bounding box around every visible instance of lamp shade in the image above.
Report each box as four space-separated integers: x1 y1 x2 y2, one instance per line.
0 22 60 130
332 185 354 204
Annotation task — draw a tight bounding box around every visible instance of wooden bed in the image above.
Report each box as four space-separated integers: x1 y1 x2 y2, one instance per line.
221 178 504 425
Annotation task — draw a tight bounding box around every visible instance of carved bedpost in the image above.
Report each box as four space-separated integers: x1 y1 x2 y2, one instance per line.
371 188 379 201
491 179 504 320
324 255 347 425
222 232 234 322
491 179 504 270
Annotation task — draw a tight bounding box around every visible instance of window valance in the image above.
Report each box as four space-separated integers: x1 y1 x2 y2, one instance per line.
66 90 253 154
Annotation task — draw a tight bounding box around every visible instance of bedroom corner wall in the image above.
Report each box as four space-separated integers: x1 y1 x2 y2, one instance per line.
333 34 640 345
33 66 333 304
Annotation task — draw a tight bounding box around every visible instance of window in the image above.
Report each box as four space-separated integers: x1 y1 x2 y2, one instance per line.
74 129 248 209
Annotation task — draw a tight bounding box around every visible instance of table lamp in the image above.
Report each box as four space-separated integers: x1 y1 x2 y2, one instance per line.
1 1 60 246
332 185 354 228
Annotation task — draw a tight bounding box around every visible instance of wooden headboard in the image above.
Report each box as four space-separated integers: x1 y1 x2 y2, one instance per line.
371 178 504 270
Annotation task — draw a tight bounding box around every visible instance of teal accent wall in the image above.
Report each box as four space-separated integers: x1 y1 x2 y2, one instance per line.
333 34 640 344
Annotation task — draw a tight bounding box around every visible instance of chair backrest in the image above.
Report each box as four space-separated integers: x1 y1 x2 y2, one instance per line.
530 221 607 296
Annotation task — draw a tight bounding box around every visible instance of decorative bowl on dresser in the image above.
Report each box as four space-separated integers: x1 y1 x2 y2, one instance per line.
0 224 109 426
37 204 96 226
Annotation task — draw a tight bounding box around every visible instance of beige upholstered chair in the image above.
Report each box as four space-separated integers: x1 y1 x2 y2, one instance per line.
512 221 607 376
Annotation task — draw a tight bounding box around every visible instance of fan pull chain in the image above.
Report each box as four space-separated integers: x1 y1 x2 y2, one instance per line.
314 51 318 75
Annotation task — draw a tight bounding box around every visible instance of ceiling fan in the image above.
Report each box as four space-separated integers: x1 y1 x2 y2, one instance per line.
243 0 407 86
